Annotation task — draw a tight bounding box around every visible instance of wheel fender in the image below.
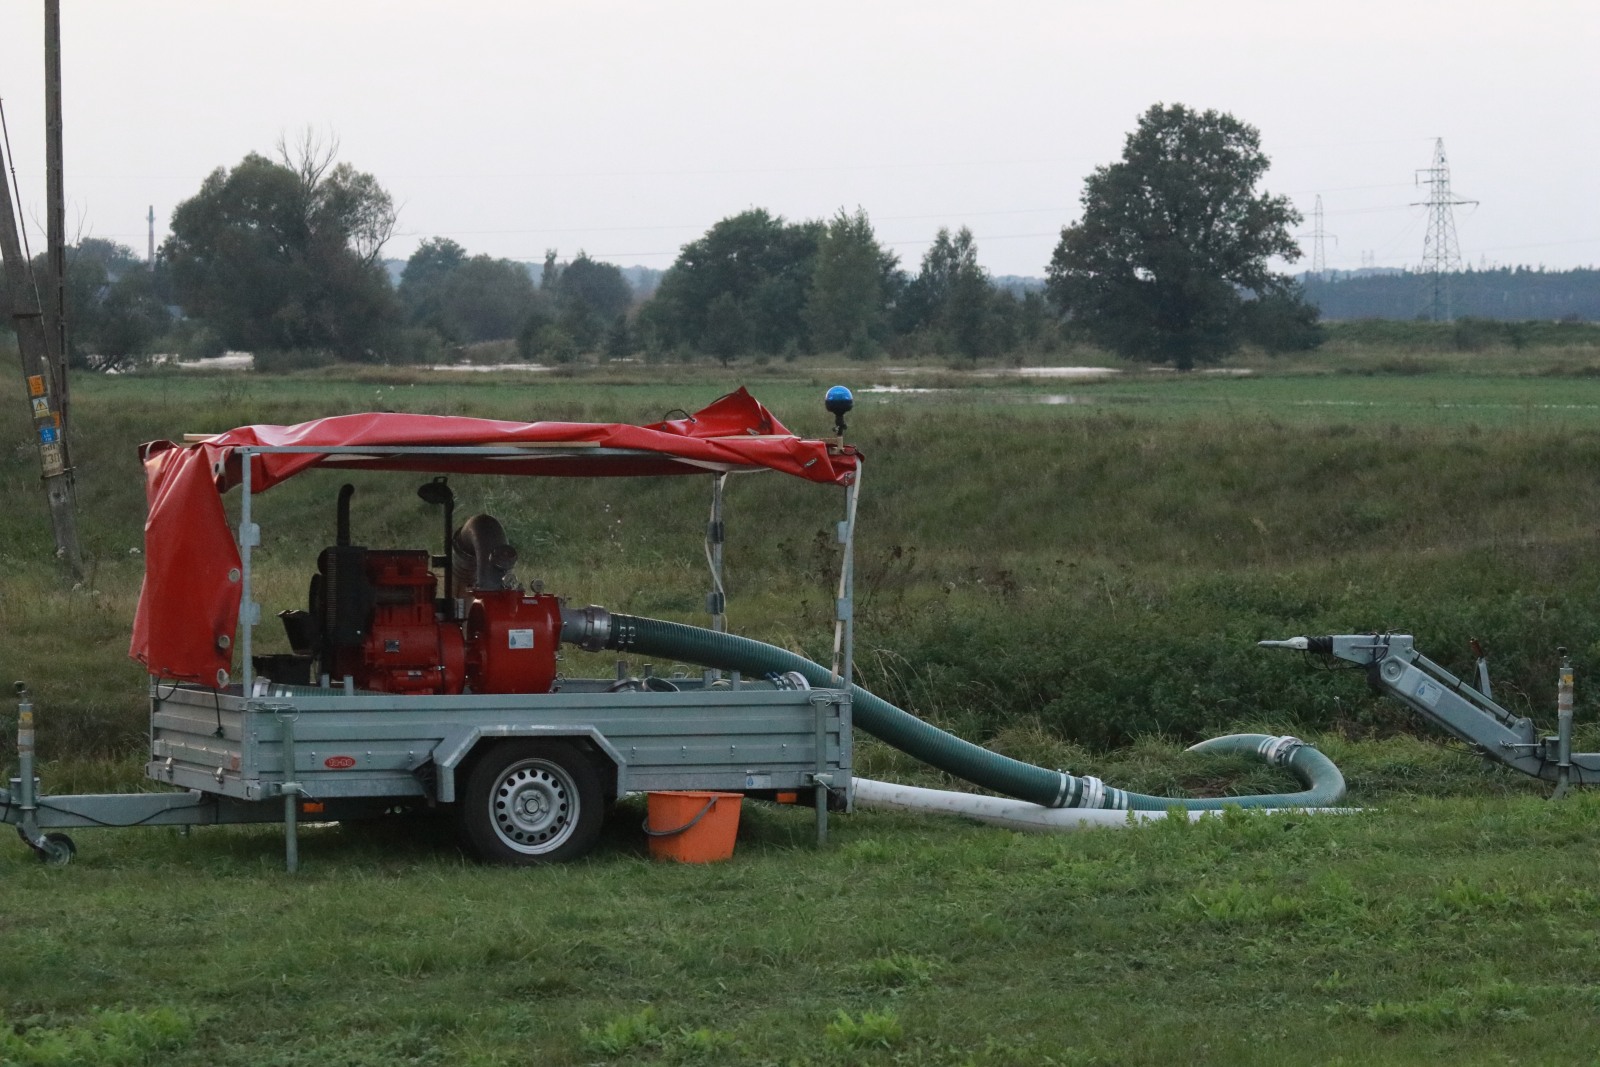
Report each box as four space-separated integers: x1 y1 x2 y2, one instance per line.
431 725 625 803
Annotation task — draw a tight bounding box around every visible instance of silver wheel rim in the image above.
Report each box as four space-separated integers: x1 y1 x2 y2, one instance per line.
489 758 578 855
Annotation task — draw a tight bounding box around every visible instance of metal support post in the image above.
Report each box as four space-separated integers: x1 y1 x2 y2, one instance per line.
830 470 860 688
1553 649 1574 800
706 473 727 634
238 450 260 694
14 682 39 844
276 707 302 872
704 474 727 685
812 693 831 846
1472 638 1493 700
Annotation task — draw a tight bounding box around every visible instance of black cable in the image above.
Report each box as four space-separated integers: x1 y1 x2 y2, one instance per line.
36 797 190 829
4 792 187 830
1304 651 1362 672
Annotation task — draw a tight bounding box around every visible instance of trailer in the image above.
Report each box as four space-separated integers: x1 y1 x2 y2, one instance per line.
5 388 860 869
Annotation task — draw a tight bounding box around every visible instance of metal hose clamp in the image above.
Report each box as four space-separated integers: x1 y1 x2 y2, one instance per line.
1259 735 1305 766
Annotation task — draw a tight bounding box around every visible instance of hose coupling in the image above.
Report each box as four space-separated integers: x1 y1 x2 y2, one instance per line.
1259 735 1306 766
765 671 811 691
559 604 613 652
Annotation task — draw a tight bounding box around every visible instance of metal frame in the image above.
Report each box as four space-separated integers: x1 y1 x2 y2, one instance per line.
1262 633 1600 788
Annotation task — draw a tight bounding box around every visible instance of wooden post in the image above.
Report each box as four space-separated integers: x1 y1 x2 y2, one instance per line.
0 126 83 578
44 0 70 427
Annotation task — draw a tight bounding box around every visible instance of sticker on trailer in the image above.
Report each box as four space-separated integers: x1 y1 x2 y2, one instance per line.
1415 679 1443 707
324 755 357 770
507 628 534 649
744 773 773 789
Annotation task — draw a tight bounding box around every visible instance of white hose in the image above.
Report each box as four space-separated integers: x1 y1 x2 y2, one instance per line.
851 778 1356 831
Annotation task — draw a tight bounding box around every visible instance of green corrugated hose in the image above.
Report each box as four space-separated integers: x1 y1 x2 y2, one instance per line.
607 614 1345 810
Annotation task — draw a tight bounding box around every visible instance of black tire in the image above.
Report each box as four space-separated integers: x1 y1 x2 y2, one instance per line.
40 831 76 866
459 740 604 865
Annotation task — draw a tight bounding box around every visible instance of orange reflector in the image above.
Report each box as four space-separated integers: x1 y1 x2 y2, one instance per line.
301 801 325 814
775 792 798 804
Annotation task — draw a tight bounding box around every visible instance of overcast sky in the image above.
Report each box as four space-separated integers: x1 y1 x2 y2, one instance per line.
1 0 1594 279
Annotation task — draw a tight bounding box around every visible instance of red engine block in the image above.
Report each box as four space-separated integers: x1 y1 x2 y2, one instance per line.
326 551 559 695
337 550 465 695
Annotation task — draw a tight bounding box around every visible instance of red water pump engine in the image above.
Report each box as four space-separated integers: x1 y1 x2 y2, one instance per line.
287 482 563 695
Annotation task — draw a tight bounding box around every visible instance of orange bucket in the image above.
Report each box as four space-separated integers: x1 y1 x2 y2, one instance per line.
644 791 742 863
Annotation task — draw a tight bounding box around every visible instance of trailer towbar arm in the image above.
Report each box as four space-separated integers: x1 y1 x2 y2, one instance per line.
1260 634 1600 785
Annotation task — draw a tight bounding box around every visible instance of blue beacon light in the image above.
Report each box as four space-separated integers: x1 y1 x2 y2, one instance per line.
825 386 854 436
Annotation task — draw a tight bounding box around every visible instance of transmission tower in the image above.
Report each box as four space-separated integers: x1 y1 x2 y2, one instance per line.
1412 138 1477 321
1310 195 1337 280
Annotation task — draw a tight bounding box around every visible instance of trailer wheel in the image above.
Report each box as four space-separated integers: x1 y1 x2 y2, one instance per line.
460 741 603 864
38 832 76 867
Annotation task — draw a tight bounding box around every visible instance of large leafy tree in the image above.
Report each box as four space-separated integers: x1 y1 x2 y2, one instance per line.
30 238 171 369
396 236 466 338
546 251 634 352
803 208 898 357
165 139 398 357
641 209 822 357
555 252 632 324
1047 104 1308 369
901 227 994 360
398 238 542 343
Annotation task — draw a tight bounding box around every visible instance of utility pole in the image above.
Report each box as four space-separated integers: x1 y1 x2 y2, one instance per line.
1 129 83 578
44 0 69 426
1412 138 1477 322
147 205 155 266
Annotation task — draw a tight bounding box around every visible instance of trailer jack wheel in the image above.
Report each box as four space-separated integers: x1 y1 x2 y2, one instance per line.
27 831 76 867
460 740 603 865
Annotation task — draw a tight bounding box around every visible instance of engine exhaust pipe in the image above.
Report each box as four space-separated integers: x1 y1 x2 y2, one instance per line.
417 478 457 604
335 484 355 547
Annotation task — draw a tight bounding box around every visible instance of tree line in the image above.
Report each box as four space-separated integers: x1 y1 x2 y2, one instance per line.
8 106 1331 371
1302 267 1600 323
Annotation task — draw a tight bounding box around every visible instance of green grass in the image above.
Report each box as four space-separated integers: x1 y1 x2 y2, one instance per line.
4 787 1600 1065
8 347 1600 1062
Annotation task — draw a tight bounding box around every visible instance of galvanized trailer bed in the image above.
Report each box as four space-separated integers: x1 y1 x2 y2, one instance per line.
148 682 851 805
11 681 851 855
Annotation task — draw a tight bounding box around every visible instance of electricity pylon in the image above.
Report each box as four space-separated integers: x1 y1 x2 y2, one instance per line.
1310 195 1337 280
1412 138 1477 322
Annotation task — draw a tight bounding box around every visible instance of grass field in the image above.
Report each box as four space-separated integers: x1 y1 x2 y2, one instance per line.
5 340 1600 1064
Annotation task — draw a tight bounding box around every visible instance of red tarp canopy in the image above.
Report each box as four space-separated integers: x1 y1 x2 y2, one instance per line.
130 388 859 686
